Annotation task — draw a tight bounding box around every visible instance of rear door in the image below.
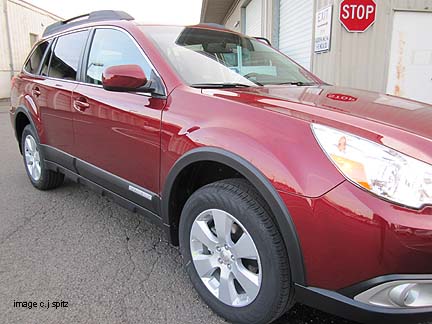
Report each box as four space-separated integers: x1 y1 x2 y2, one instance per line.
19 39 52 132
38 30 89 160
72 27 166 202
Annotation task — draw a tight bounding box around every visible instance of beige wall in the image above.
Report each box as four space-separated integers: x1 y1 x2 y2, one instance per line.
313 0 432 92
0 0 60 98
0 1 11 73
223 0 274 40
224 0 242 32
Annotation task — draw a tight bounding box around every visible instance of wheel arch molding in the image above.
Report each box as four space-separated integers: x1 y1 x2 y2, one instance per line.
161 146 306 285
14 105 41 151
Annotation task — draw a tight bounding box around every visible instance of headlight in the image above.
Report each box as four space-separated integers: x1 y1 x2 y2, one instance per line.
312 124 432 209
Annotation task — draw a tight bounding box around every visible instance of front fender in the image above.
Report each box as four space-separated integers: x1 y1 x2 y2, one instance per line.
162 146 307 285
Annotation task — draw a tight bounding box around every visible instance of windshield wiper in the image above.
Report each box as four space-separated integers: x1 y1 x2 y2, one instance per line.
191 83 252 89
270 81 316 86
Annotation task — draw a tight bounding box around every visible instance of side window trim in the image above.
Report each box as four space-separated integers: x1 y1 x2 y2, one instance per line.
42 38 56 77
79 28 96 83
77 28 95 83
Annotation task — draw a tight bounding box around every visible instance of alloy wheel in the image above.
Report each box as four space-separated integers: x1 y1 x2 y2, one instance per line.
24 134 41 181
189 208 262 307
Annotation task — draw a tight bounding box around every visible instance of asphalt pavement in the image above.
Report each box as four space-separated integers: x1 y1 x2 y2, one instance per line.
0 99 354 324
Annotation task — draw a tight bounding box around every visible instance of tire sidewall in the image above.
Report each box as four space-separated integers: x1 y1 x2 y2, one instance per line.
179 184 290 323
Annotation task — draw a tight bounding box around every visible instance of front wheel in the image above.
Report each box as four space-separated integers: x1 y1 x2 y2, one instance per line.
179 179 293 324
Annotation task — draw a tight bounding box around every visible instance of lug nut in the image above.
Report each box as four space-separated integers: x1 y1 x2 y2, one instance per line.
227 264 231 269
231 255 235 260
216 246 221 252
224 244 229 250
218 258 223 264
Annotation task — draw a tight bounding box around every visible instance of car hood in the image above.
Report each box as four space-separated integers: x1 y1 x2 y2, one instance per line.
202 85 432 140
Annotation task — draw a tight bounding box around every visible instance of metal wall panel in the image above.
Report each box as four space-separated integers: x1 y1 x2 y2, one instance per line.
278 0 314 69
312 0 432 93
245 0 263 36
386 11 432 103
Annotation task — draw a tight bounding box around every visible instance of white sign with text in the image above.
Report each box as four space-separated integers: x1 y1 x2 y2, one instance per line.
314 6 333 53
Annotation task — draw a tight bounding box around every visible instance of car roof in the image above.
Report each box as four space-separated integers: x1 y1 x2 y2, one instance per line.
42 10 241 40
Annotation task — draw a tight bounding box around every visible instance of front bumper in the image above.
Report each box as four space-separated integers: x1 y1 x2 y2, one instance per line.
280 180 432 290
279 180 432 322
295 276 432 324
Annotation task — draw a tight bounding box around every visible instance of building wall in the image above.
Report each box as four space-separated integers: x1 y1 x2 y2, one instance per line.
223 0 274 41
313 0 432 92
220 0 432 95
224 0 242 32
278 0 314 69
0 0 60 98
0 0 11 98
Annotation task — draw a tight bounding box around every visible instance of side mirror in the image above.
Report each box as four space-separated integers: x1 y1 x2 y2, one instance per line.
102 64 150 92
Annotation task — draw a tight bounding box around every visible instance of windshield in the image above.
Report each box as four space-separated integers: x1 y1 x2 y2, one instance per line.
140 26 319 87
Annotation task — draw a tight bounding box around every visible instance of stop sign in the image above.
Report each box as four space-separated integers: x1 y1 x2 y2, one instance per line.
339 0 377 32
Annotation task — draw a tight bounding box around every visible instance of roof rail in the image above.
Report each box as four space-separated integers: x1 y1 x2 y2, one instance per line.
42 10 134 37
194 23 229 30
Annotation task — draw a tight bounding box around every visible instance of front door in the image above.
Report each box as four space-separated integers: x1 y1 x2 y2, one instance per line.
72 28 166 199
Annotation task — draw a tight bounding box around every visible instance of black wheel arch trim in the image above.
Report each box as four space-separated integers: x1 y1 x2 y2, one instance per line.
161 146 306 285
13 105 40 143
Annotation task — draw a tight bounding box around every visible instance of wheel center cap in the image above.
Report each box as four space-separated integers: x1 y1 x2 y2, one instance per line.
220 250 232 265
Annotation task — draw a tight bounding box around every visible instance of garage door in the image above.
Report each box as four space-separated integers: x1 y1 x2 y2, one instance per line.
245 0 262 37
278 0 313 69
386 11 432 104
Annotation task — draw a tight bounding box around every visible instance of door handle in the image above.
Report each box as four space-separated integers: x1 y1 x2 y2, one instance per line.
73 98 90 112
32 87 41 97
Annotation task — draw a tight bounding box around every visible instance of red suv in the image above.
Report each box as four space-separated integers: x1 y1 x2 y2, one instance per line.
10 10 432 324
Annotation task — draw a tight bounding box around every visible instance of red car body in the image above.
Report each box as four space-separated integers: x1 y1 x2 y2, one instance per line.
9 16 432 324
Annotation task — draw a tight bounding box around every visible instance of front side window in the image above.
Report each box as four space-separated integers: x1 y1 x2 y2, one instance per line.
140 26 318 87
48 31 88 80
24 41 50 74
85 28 163 94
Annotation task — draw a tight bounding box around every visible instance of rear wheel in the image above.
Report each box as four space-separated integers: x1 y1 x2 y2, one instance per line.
179 179 293 324
21 124 64 190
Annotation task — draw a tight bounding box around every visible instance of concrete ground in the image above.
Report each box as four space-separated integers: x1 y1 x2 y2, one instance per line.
0 99 354 324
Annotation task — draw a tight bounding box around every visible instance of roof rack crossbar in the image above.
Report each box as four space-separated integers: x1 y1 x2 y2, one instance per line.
42 10 134 37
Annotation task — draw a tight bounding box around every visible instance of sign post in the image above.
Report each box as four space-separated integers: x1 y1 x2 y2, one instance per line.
339 0 377 32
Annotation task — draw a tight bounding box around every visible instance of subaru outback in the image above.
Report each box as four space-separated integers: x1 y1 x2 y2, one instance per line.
10 10 432 324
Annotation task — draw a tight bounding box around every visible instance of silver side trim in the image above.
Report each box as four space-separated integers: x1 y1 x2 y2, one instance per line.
128 185 153 200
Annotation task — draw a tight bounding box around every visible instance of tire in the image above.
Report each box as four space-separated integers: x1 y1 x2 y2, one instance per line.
179 178 293 324
21 124 64 190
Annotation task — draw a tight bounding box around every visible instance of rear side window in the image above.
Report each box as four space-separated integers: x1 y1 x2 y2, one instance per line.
85 29 157 87
24 41 50 74
49 31 88 80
